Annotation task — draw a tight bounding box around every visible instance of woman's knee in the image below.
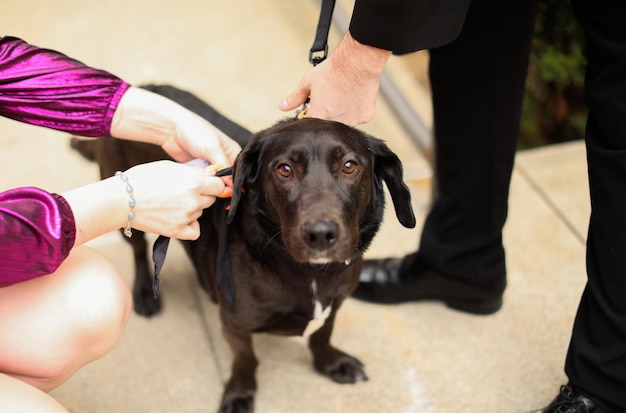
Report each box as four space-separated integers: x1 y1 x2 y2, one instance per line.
59 247 132 359
0 373 69 412
0 247 132 391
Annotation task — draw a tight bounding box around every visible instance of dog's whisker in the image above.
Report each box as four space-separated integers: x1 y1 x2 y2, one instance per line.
262 230 282 251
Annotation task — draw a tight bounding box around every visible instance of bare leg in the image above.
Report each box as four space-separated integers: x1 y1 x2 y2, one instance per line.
0 373 68 413
0 246 131 398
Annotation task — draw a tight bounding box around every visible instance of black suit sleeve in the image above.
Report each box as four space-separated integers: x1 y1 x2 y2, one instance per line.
348 0 471 54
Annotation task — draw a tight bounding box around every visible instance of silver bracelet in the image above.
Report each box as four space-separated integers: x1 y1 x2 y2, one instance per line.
115 171 136 238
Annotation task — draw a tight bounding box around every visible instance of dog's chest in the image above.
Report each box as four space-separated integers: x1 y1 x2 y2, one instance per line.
301 280 332 338
257 279 333 337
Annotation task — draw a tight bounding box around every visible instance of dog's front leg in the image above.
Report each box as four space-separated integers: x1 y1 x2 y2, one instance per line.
219 327 258 413
126 230 162 317
308 304 368 384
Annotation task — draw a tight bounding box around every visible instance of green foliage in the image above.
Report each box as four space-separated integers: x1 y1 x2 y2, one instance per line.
519 0 588 149
537 44 584 85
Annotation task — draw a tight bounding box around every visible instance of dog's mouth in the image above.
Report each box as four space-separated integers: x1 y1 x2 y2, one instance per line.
308 255 334 264
287 239 358 268
307 254 353 266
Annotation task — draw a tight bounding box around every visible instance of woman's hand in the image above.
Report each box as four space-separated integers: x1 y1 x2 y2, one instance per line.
121 161 226 240
62 160 228 246
161 114 241 166
110 87 241 166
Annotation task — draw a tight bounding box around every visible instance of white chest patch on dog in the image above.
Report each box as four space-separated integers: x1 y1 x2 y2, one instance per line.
301 281 331 338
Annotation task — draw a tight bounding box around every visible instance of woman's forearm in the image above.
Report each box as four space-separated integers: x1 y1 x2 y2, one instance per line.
109 86 184 147
61 176 127 247
109 86 241 165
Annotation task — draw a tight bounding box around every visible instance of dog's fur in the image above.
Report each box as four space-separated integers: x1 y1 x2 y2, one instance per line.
71 84 415 413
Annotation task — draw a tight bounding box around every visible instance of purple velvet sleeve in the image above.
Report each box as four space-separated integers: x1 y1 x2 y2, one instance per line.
0 36 130 136
0 187 76 286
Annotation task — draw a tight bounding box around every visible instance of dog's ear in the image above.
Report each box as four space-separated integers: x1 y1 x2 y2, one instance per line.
368 138 416 229
226 130 272 224
226 120 295 223
226 141 259 223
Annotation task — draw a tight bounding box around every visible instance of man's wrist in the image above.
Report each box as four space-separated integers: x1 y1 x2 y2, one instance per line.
336 31 391 79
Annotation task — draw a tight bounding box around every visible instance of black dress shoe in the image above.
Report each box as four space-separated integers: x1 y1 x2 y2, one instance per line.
543 384 605 412
352 256 503 315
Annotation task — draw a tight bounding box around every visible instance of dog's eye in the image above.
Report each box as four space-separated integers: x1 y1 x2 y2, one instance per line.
277 163 293 178
342 160 357 175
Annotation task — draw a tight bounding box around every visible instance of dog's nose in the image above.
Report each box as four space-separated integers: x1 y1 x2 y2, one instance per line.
302 219 339 250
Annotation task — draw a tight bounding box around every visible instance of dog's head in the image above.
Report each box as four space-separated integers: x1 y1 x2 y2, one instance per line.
227 118 415 265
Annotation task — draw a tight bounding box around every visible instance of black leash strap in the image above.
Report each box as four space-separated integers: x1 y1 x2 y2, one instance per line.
211 197 236 310
152 235 169 298
298 0 337 119
309 0 336 66
151 166 233 299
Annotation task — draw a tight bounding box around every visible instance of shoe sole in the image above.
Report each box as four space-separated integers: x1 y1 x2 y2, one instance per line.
444 296 503 315
352 291 503 315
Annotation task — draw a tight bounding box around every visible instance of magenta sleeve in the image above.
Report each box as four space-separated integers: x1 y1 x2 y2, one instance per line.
0 36 130 136
0 187 76 286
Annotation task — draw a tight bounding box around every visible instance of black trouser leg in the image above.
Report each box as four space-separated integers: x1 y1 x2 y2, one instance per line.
565 0 626 410
414 0 538 293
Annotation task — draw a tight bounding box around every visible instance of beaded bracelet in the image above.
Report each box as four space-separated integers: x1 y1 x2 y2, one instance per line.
115 171 136 238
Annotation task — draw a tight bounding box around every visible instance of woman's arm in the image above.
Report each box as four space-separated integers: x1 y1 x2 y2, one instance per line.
0 36 241 165
0 36 128 137
109 86 241 166
0 36 240 285
62 160 226 246
0 161 226 285
0 188 75 286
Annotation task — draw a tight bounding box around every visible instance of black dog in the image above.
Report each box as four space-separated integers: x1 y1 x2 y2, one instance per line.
71 84 416 413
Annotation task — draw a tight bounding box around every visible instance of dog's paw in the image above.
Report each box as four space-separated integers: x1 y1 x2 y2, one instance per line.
132 288 162 317
313 347 369 384
219 390 255 413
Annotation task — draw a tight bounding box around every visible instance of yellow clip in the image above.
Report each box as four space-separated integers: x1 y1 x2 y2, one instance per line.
203 164 225 175
296 101 309 120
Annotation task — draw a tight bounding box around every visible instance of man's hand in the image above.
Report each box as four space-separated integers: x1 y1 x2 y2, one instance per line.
279 32 392 127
